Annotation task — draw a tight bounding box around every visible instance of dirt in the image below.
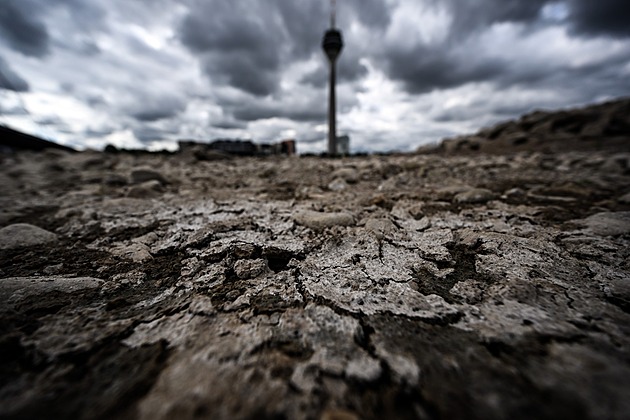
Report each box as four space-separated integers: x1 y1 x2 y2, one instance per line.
1 138 630 419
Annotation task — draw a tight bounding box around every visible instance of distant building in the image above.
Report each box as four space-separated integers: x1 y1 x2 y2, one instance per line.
336 135 350 155
208 139 257 156
178 138 296 157
281 139 296 156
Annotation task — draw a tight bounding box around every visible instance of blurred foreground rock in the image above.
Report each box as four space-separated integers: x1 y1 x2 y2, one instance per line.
1 102 630 419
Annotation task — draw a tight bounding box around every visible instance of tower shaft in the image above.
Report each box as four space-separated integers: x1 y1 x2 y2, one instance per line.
328 61 337 155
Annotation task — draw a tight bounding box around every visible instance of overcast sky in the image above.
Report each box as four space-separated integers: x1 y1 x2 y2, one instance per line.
0 0 629 153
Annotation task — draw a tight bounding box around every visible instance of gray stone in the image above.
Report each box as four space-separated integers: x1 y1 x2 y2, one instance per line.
331 167 359 184
130 167 167 185
126 180 165 198
327 178 348 191
364 218 397 240
454 188 497 204
435 185 472 200
3 102 630 420
0 223 58 250
581 212 630 236
233 259 269 279
0 276 103 308
619 192 630 204
110 242 153 263
293 210 354 230
103 173 128 186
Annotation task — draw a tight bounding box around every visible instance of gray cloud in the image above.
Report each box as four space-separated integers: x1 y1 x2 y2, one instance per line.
129 94 186 122
211 120 248 130
0 55 29 91
85 126 115 138
232 103 326 123
1 0 629 154
0 0 50 57
379 0 554 93
568 0 630 37
179 0 388 97
0 102 28 116
133 126 166 143
445 0 551 37
179 1 288 96
385 46 507 94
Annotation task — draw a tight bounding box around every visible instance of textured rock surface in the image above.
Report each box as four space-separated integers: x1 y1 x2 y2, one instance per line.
1 133 630 419
0 223 58 249
429 98 630 155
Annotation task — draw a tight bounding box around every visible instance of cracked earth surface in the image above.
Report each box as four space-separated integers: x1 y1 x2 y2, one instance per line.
1 148 630 419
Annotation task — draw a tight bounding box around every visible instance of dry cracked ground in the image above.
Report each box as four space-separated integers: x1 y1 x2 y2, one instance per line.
1 147 630 419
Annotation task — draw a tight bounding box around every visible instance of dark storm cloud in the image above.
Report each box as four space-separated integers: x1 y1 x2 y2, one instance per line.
379 0 630 97
132 123 180 144
133 126 166 143
568 0 630 38
444 0 551 37
129 94 186 122
179 0 390 97
0 56 29 92
300 54 370 88
0 0 50 57
385 47 506 94
232 102 325 123
179 0 289 96
379 0 555 93
85 126 114 138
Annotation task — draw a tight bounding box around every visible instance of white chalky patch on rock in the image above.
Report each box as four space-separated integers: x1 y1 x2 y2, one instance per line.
299 234 460 321
293 210 354 230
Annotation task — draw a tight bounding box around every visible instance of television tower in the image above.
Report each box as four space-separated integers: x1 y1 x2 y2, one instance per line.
322 0 343 155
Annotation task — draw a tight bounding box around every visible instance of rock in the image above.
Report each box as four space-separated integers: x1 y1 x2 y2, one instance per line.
369 193 394 210
408 203 425 220
435 185 472 200
605 277 630 308
185 146 232 162
504 187 526 199
3 101 630 420
126 180 165 198
103 173 128 186
580 212 630 236
364 218 397 240
344 354 382 383
321 409 360 420
327 178 348 192
0 276 103 308
331 167 359 184
618 192 630 204
0 223 58 249
130 167 167 185
293 210 354 230
110 242 153 263
233 259 269 279
453 188 496 204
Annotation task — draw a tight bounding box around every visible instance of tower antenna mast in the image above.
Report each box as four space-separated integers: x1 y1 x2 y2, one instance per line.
331 0 336 28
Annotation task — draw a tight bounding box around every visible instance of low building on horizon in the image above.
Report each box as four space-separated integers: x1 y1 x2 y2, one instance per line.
178 138 296 157
336 135 350 156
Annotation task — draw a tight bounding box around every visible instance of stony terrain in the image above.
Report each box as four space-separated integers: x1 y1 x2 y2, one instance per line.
427 98 630 155
1 103 630 419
